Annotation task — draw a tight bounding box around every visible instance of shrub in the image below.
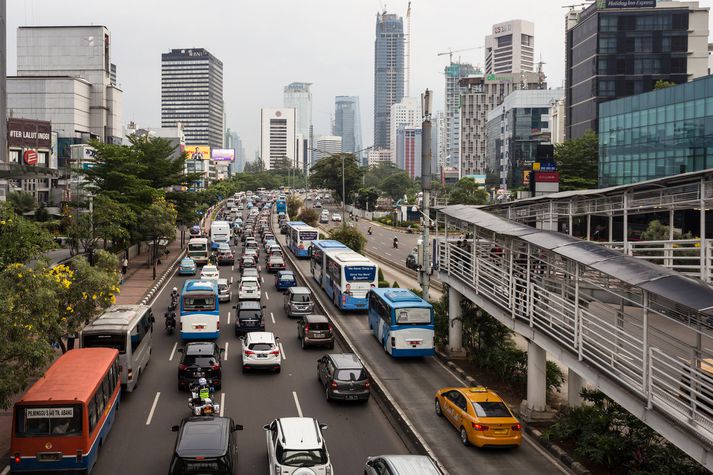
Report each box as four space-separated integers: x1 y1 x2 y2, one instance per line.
329 226 366 254
378 280 390 288
392 281 400 288
297 208 319 226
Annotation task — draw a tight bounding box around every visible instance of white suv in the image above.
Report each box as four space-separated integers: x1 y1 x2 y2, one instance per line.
241 332 281 372
238 276 261 300
263 417 332 475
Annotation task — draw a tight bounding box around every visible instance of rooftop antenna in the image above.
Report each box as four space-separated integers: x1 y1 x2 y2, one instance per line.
405 1 412 97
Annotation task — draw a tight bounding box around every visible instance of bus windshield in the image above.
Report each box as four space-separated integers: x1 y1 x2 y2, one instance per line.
15 404 83 437
188 243 206 252
82 333 126 354
395 308 431 325
183 294 216 311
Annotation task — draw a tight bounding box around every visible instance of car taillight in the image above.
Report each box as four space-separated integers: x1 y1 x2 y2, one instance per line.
391 337 395 348
127 369 133 380
212 363 220 370
304 324 310 332
245 350 255 355
270 350 280 355
217 321 220 330
13 453 21 464
364 379 370 388
328 324 333 332
330 381 337 389
179 364 188 371
512 423 522 431
180 321 183 330
472 423 489 431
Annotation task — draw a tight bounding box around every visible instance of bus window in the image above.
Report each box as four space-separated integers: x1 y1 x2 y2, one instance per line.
395 308 431 325
15 405 83 437
82 333 126 354
130 317 148 352
184 295 215 311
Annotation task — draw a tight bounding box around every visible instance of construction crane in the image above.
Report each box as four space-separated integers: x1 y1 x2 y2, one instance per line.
437 46 484 65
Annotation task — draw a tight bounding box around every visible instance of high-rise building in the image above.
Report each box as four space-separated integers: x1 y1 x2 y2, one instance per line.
374 11 405 150
484 19 535 75
565 1 709 140
161 48 224 148
390 97 421 163
260 108 296 171
549 98 566 145
225 128 245 174
444 63 478 169
395 125 422 178
334 96 363 161
284 82 312 166
313 136 342 163
435 110 446 170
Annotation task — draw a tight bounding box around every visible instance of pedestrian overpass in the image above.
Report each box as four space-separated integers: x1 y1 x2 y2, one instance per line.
436 204 713 470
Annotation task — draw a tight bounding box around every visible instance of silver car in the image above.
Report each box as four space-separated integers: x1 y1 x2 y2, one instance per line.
283 287 314 317
365 455 443 474
217 278 232 302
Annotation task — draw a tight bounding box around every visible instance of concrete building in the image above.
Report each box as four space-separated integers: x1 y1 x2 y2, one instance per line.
126 121 186 160
313 135 342 163
334 96 363 162
390 97 421 163
444 63 478 170
484 19 535 75
367 148 393 167
549 97 566 145
296 134 309 173
459 72 543 179
260 108 296 171
565 1 709 140
485 88 564 189
374 11 405 149
395 125 422 178
161 48 224 148
284 82 312 167
225 128 245 174
435 110 446 170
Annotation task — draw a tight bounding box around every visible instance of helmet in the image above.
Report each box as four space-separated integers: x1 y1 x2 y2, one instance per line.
172 287 178 292
198 377 207 386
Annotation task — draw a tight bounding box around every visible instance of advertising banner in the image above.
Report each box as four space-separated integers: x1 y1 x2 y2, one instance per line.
211 148 235 161
187 145 211 160
8 118 52 149
535 172 560 183
345 266 377 282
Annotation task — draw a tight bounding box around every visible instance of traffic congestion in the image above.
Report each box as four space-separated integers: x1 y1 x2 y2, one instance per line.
7 189 564 475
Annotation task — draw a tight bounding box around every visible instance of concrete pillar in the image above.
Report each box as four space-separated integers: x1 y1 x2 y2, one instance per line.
448 287 466 357
567 368 584 407
527 341 547 411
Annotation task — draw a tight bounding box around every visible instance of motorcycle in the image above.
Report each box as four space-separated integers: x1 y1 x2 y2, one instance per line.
406 227 414 234
188 383 219 416
393 238 399 249
164 311 176 335
368 228 373 236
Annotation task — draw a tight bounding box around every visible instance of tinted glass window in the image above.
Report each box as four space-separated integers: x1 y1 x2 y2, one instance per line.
183 355 217 367
184 295 216 311
238 311 261 320
473 401 512 418
15 404 83 437
335 368 366 381
249 343 273 351
82 333 126 353
291 294 311 303
309 322 329 331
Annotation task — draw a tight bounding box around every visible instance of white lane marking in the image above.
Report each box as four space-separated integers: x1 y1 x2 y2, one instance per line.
224 341 229 360
169 342 178 361
270 312 275 324
265 292 270 301
261 276 265 284
1 465 9 475
231 265 234 271
146 392 160 425
292 391 303 417
227 311 231 325
220 392 225 417
385 252 392 257
258 266 262 272
279 342 286 359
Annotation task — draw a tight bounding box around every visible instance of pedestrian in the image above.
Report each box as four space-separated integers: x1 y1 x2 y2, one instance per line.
121 257 128 281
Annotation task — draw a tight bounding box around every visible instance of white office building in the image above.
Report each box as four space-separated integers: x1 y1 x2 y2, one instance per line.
484 19 535 75
260 108 296 171
367 148 393 167
313 135 342 163
389 97 421 163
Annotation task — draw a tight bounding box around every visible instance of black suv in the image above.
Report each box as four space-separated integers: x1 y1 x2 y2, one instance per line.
169 416 242 475
317 353 370 402
234 300 266 337
177 342 224 390
406 252 418 270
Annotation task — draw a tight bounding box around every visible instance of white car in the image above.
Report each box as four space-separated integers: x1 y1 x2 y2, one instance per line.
332 213 342 222
238 276 261 300
264 417 332 475
200 265 220 281
241 331 281 372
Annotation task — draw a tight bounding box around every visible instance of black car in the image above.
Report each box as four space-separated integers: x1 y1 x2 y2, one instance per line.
234 300 266 337
406 252 418 270
177 342 224 390
169 416 242 475
317 353 370 402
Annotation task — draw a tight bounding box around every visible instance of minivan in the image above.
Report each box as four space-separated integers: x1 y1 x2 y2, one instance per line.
283 287 314 317
169 416 242 475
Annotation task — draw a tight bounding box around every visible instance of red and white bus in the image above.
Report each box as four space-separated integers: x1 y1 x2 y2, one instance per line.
10 348 120 474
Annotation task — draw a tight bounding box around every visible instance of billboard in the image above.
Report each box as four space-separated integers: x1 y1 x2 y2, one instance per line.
463 174 487 185
8 118 52 149
211 148 235 162
186 145 210 160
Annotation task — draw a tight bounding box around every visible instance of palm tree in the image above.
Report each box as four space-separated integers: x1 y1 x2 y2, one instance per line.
7 191 37 215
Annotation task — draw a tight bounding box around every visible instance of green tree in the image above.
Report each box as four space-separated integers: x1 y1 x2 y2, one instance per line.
92 195 135 250
287 195 303 218
654 79 676 90
128 135 191 189
380 172 415 201
329 226 366 254
0 202 55 268
448 177 489 205
363 162 401 188
310 154 363 204
355 187 379 210
297 208 319 226
138 198 177 262
555 131 598 191
7 191 37 215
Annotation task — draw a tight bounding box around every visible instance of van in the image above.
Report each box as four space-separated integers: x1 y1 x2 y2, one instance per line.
169 416 242 475
80 304 154 392
283 287 314 317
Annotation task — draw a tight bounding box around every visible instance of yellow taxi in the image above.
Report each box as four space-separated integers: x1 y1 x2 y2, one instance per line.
434 386 522 447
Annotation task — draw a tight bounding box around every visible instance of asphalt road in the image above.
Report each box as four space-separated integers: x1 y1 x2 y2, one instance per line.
274 211 569 475
92 208 407 475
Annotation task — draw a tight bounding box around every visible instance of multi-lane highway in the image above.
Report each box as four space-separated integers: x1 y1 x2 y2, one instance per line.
91 208 407 474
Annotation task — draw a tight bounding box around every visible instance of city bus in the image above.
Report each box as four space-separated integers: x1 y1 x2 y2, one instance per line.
10 348 120 474
323 250 378 310
367 288 435 357
80 305 154 392
309 240 348 287
180 280 219 340
187 237 210 265
286 222 319 258
275 198 287 214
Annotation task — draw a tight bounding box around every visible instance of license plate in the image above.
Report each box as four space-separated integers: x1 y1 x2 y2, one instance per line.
345 395 358 400
257 354 267 358
193 372 203 377
407 340 421 345
493 429 507 435
37 452 62 462
313 334 324 338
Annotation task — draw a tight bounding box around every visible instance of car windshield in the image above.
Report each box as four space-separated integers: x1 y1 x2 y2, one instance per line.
395 308 431 325
218 284 228 291
335 368 366 381
472 401 512 418
279 449 328 467
82 332 126 354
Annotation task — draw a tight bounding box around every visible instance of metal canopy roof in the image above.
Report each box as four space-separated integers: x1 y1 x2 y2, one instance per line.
440 205 713 314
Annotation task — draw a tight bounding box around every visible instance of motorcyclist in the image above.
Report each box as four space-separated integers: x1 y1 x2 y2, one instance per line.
164 311 176 329
171 287 179 300
393 236 398 248
191 377 212 405
368 226 373 235
406 225 413 234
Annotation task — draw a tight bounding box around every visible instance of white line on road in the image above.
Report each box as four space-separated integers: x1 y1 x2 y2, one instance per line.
146 392 160 425
169 342 178 361
292 391 303 417
231 265 234 271
227 311 231 325
265 292 270 301
385 252 392 257
224 341 229 360
279 342 286 359
258 266 262 272
261 276 265 284
220 392 225 417
270 312 275 324
1 465 10 475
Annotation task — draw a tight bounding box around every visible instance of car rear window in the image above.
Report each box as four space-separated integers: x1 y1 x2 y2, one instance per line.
241 280 257 288
238 311 261 320
309 322 329 331
291 294 311 303
472 401 512 418
183 355 217 367
279 275 295 281
335 368 366 381
248 343 273 351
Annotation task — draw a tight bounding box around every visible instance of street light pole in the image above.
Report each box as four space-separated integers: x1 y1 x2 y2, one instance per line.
421 89 432 301
341 154 346 226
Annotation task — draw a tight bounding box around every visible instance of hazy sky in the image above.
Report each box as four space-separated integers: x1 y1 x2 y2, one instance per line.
9 0 713 160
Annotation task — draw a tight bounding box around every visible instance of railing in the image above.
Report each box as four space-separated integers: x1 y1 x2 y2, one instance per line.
438 236 713 444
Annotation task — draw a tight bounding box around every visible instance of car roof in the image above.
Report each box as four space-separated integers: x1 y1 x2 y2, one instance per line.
185 342 217 355
377 455 441 474
241 276 258 282
176 416 230 457
277 417 322 450
454 386 505 403
277 270 294 276
269 256 284 261
217 278 228 285
202 265 218 271
288 287 311 295
181 257 195 263
305 314 328 323
238 300 261 309
245 331 275 343
328 353 363 369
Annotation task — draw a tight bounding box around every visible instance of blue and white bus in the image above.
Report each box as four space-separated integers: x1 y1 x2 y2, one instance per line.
180 280 219 340
310 240 348 286
275 198 287 214
286 222 319 258
368 288 435 357
323 251 378 310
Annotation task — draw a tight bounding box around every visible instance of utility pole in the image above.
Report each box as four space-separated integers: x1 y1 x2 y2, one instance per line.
421 89 432 301
341 154 346 226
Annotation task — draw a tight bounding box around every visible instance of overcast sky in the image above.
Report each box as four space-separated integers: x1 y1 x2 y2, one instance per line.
9 0 713 160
